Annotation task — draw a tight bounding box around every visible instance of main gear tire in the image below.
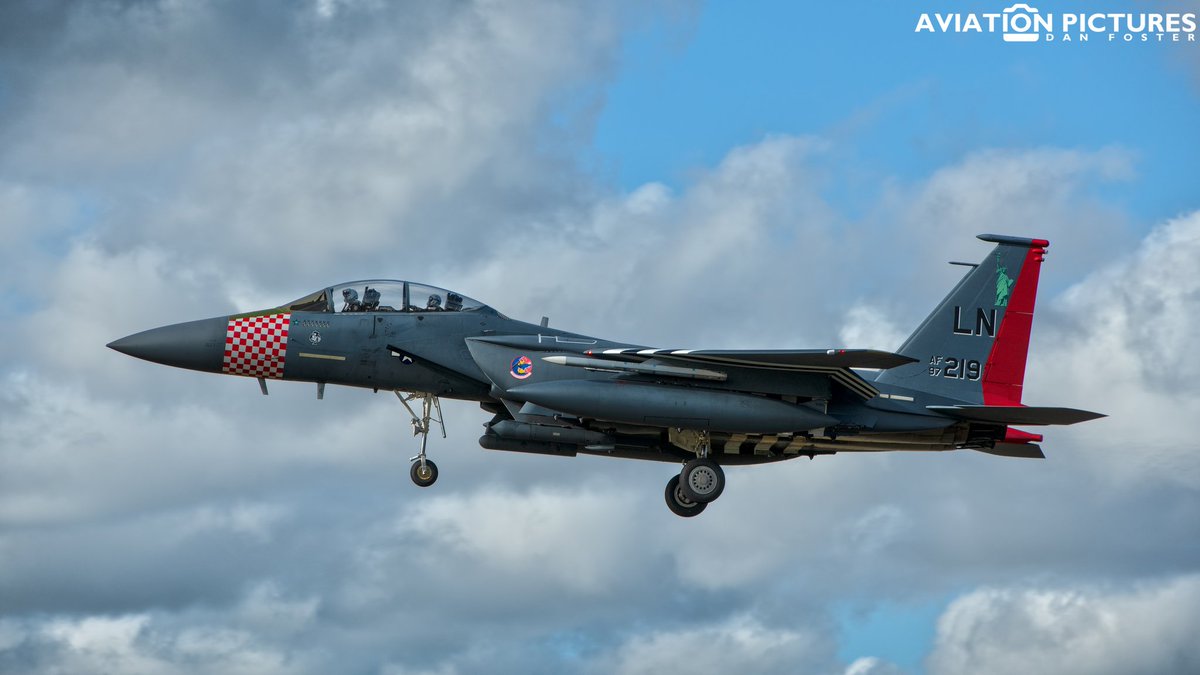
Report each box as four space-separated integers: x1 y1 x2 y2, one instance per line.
679 458 725 503
665 474 707 518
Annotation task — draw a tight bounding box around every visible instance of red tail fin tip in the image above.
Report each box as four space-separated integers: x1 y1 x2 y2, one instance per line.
981 240 1048 406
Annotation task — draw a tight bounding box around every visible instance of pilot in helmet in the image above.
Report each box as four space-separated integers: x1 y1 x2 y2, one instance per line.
342 288 361 312
426 294 442 311
362 287 381 311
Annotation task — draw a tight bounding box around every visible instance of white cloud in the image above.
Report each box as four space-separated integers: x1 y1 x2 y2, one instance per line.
1033 210 1200 488
233 583 320 638
396 485 653 595
0 611 297 675
856 146 1138 318
841 504 914 555
844 656 908 675
460 134 845 348
15 242 236 383
838 304 908 351
928 575 1200 675
597 615 835 675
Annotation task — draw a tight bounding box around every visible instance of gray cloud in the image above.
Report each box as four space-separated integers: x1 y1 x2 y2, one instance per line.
0 0 628 299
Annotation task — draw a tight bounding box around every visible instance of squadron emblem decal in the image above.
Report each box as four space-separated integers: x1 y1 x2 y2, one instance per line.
510 355 533 380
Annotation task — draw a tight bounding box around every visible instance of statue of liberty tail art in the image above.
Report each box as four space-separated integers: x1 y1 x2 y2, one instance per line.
995 251 1016 307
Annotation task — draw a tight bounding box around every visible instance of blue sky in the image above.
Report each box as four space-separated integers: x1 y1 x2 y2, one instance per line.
596 2 1198 225
1 2 1198 673
836 599 947 672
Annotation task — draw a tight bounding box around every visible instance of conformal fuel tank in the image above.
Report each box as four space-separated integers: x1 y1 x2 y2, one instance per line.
507 379 837 433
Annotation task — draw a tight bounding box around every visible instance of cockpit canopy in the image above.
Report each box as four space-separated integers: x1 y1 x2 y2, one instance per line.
284 280 493 315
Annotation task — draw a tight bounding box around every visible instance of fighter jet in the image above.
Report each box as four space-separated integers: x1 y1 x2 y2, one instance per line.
109 234 1103 517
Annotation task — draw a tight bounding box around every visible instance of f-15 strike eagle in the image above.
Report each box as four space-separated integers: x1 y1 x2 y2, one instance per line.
109 234 1103 517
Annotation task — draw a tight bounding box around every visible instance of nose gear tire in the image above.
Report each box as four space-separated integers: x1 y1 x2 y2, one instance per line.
410 459 439 488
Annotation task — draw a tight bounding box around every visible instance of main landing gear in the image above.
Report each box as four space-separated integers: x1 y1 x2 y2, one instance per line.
663 431 726 518
395 391 445 488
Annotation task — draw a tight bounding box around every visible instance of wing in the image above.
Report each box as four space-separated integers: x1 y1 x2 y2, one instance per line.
590 348 916 400
592 348 916 400
587 347 917 371
467 335 916 401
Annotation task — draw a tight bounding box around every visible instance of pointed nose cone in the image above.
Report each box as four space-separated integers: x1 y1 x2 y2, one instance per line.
108 316 229 373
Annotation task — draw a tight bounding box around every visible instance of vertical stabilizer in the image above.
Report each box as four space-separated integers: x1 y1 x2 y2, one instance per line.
874 234 1048 404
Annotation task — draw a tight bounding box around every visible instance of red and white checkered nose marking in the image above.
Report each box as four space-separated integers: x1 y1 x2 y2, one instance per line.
222 313 290 379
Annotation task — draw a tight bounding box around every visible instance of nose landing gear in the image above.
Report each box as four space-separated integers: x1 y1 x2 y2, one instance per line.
395 391 445 488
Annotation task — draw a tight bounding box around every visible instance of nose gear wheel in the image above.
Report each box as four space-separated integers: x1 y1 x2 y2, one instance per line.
410 459 439 487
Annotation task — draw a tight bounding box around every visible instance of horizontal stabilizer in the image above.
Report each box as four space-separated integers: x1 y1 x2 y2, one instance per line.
976 442 1046 459
928 405 1105 426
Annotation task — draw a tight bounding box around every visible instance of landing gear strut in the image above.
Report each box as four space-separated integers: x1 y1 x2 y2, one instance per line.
663 429 726 517
395 391 445 488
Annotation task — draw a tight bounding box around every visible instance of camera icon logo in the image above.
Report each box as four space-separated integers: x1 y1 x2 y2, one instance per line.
1003 3 1042 42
